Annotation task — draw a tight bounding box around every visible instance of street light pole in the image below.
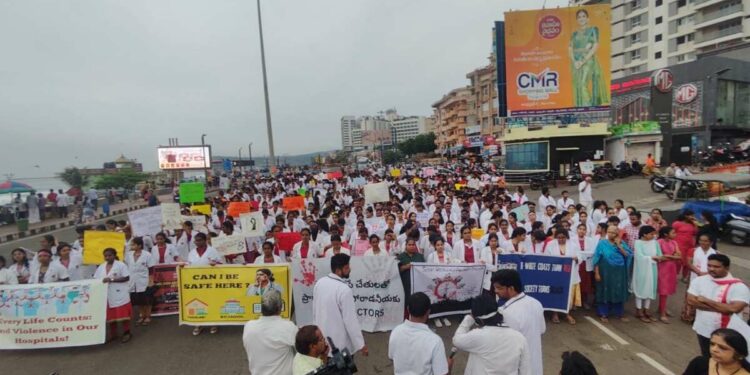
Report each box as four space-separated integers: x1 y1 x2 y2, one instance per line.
256 0 276 171
201 134 208 183
248 143 253 170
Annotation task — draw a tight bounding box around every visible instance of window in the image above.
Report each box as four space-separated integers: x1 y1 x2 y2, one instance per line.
687 33 694 42
630 49 641 60
655 34 662 42
631 16 641 27
505 142 549 170
655 52 662 59
677 54 686 62
677 35 686 45
630 33 641 43
678 0 687 7
656 16 663 24
656 0 663 6
717 80 750 126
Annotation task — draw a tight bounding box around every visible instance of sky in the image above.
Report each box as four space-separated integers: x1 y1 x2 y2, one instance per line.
0 0 567 178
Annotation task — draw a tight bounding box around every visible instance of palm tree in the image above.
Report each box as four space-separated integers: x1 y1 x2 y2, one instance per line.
57 167 90 189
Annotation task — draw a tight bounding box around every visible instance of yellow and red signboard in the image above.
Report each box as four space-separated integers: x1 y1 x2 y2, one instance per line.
504 5 611 115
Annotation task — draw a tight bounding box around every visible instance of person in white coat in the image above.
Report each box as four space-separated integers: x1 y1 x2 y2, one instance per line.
186 233 223 336
29 249 70 284
493 269 546 375
125 237 154 326
452 295 531 375
363 234 388 256
151 232 181 265
291 228 321 259
452 227 481 264
242 290 297 375
254 241 284 264
94 248 132 343
0 256 18 285
54 243 84 281
426 238 457 328
544 228 581 325
479 234 503 292
312 254 368 356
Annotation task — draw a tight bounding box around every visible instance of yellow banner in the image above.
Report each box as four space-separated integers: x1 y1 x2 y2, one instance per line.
504 5 611 115
471 228 485 240
191 204 212 216
82 231 125 265
390 169 401 177
178 265 292 325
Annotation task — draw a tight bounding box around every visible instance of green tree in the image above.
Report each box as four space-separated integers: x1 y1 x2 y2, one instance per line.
382 150 403 165
398 133 437 156
57 167 90 189
93 169 149 190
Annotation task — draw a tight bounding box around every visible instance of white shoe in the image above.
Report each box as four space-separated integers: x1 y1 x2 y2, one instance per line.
443 318 452 327
434 319 443 328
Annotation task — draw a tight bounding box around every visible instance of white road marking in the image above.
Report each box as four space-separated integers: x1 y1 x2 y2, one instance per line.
730 255 750 270
636 352 675 375
583 316 629 345
599 343 615 351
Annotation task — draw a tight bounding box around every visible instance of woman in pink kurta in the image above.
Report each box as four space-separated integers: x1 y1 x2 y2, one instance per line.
656 226 681 323
671 211 697 282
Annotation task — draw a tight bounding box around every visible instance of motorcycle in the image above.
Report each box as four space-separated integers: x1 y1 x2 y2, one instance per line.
726 213 750 246
650 174 673 193
665 179 709 200
711 145 737 164
697 149 715 167
592 165 614 183
566 166 582 186
529 171 558 190
615 161 635 178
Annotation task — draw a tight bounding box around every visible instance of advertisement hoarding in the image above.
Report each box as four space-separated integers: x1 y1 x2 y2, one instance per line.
360 129 393 146
504 5 611 115
157 146 211 170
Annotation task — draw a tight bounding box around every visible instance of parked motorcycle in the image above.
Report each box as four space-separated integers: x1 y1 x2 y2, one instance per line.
592 165 614 183
615 161 636 178
726 213 750 245
529 171 558 190
566 166 582 186
710 145 737 164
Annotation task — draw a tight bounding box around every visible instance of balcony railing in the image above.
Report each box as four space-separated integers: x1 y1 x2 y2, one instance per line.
695 3 743 25
697 24 743 43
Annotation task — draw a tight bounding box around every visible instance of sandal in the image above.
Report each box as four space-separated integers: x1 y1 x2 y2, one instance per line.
192 327 203 336
639 315 651 323
141 318 151 326
659 316 670 324
209 327 219 334
567 315 577 325
121 332 132 343
552 315 561 324
136 318 145 326
599 316 609 323
619 316 630 322
644 312 657 322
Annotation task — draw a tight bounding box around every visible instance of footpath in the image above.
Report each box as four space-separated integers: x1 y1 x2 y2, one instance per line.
0 194 172 244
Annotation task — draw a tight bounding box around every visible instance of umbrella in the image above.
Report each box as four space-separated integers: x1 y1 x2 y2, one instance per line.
0 180 34 194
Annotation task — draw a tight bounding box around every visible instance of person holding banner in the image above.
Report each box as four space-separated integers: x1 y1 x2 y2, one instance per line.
125 237 155 326
0 256 17 284
186 232 223 336
479 234 502 293
493 269 545 375
323 235 351 258
29 249 70 284
364 234 388 256
502 228 528 254
545 228 581 325
398 238 426 303
593 225 633 323
10 248 31 284
452 294 531 375
54 242 84 281
254 241 283 264
453 226 480 264
94 248 132 343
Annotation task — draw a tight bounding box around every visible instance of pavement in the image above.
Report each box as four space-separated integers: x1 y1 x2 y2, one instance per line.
2 177 750 375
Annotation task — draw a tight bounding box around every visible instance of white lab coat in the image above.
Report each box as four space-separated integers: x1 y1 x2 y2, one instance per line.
125 251 153 293
55 254 84 281
94 261 131 307
291 241 320 259
452 315 531 375
253 254 283 264
544 240 582 284
29 262 70 284
150 244 182 265
363 248 388 256
557 197 575 213
498 293 546 375
426 251 457 264
479 247 502 290
242 315 297 375
537 195 556 212
0 268 18 285
312 273 365 355
452 239 481 264
187 246 224 266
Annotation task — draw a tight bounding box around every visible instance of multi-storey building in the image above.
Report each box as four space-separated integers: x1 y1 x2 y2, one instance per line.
341 110 431 152
572 0 750 79
466 56 500 137
391 116 429 144
432 87 471 154
340 116 358 151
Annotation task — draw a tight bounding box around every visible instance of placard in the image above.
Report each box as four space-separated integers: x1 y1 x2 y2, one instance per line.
410 263 486 318
151 264 179 316
282 196 305 212
191 204 212 216
161 203 183 231
179 182 205 204
227 202 252 218
211 234 248 256
498 254 574 312
240 212 265 238
82 231 125 265
580 161 594 175
364 182 389 205
128 206 162 237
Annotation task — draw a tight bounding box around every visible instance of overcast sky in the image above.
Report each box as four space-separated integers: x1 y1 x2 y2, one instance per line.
0 0 566 178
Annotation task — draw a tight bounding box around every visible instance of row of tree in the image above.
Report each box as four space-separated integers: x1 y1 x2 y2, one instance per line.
58 167 149 190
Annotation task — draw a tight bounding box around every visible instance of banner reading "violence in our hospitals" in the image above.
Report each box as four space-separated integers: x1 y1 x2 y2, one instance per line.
178 264 292 326
0 279 107 349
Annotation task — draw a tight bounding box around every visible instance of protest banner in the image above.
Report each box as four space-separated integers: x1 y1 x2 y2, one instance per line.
327 171 343 180
422 167 436 177
0 279 107 349
219 177 230 190
179 182 205 204
297 188 307 196
178 264 292 325
211 234 248 256
151 264 179 316
498 254 574 312
82 231 125 265
128 205 162 237
191 204 212 216
580 161 595 175
390 169 401 177
351 177 367 187
410 263 485 318
181 215 206 228
292 257 404 332
510 204 530 220
161 203 182 230
471 228 484 240
275 232 301 256
413 177 422 184
364 182 389 205
227 202 252 218
282 196 305 211
239 212 265 237
454 183 465 190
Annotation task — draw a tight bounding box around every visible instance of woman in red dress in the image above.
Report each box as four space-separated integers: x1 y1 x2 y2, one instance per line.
671 210 697 283
656 226 681 323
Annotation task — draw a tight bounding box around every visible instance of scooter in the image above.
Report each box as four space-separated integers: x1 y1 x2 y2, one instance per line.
650 175 673 193
566 166 582 186
726 213 750 246
529 171 558 190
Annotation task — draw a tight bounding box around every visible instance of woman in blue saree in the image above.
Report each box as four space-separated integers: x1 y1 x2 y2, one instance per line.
569 9 610 107
593 225 633 322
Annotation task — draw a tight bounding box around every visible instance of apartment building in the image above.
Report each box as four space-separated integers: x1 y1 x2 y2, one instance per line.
572 0 750 79
391 116 429 144
341 111 431 151
340 116 359 151
466 56 500 137
432 87 472 154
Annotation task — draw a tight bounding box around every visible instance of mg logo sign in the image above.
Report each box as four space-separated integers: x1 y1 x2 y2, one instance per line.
675 83 698 104
651 69 674 93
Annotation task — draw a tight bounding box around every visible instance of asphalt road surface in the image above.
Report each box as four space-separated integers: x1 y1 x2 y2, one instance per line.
3 177 749 375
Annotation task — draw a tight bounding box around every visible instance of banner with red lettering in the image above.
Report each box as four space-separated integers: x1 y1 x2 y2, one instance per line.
151 265 179 317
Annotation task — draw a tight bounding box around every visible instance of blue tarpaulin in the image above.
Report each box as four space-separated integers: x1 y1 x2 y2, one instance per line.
681 201 750 225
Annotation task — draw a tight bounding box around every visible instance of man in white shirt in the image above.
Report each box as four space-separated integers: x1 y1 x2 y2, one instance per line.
493 269 546 375
56 189 69 218
389 292 450 375
452 294 531 375
578 176 593 210
242 290 297 375
556 190 575 213
687 254 750 357
673 165 693 202
313 254 368 357
537 188 556 214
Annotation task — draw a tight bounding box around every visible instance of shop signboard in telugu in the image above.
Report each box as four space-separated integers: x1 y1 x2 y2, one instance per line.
504 5 611 115
157 146 211 170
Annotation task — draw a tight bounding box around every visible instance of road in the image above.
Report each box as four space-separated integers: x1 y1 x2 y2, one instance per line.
3 177 749 375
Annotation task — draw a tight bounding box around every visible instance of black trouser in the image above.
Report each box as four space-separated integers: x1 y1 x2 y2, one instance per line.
698 334 711 357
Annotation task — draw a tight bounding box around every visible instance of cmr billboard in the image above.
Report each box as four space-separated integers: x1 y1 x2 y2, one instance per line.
157 146 211 170
504 5 611 116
